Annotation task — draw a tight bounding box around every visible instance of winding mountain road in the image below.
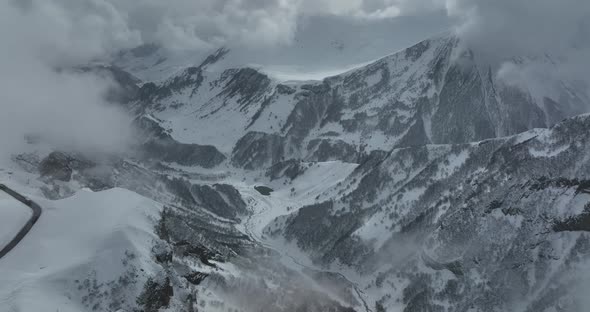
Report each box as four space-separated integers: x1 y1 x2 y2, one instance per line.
0 184 41 260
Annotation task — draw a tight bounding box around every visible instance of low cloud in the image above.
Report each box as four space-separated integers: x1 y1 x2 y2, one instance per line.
447 0 590 59
0 1 135 161
9 0 448 54
447 0 590 96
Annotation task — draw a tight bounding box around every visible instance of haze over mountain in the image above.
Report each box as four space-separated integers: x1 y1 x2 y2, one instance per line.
1 1 589 312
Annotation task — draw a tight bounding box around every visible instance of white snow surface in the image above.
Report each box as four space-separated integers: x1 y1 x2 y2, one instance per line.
235 161 358 240
0 188 162 312
0 190 32 251
435 149 470 179
529 144 571 158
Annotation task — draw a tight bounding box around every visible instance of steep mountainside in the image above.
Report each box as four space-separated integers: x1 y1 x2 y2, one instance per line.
118 33 587 170
2 32 590 312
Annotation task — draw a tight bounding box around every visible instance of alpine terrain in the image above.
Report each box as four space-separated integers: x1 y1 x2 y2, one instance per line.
1 29 590 312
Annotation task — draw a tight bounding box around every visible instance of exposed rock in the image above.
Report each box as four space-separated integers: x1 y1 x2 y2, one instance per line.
191 184 248 220
254 186 273 196
266 159 307 181
39 152 94 182
306 139 359 163
142 139 226 168
135 115 227 168
184 272 208 285
136 277 174 312
231 131 285 170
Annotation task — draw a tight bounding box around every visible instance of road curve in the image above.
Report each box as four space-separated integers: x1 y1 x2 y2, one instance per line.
0 184 42 260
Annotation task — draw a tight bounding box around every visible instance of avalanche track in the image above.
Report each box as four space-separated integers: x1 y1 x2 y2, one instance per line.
0 184 42 260
239 186 372 312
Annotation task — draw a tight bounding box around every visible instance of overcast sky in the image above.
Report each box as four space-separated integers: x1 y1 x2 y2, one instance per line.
0 0 588 157
4 0 589 66
3 0 587 69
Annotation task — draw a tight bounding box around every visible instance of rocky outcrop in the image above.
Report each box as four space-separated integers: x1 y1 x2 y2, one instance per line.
39 152 73 182
135 115 226 168
191 184 248 220
231 131 285 170
136 277 174 312
306 139 360 163
219 68 271 108
142 139 226 168
163 178 248 220
266 159 307 181
39 152 95 182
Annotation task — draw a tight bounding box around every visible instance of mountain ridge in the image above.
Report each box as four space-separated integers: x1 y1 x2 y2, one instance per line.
115 32 587 171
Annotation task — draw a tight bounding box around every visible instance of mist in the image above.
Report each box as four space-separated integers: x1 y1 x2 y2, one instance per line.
0 1 137 161
447 0 590 97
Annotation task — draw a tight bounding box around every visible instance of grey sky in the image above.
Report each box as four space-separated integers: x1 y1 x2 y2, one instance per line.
8 0 589 66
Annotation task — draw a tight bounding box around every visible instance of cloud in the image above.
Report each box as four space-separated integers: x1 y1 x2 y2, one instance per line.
445 0 590 98
110 0 301 51
13 0 141 65
8 0 449 55
5 0 589 61
0 1 135 160
447 0 590 58
97 0 301 51
299 0 446 19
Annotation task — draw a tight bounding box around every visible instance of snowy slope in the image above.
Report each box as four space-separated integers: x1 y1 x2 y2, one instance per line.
0 148 363 311
267 114 590 311
0 188 162 312
116 32 588 171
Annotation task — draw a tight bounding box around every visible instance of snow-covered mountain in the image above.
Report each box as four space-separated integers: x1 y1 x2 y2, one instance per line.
115 33 588 170
2 32 590 312
271 114 590 311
